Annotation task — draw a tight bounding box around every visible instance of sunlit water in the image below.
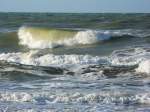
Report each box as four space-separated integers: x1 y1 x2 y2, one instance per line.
0 13 150 112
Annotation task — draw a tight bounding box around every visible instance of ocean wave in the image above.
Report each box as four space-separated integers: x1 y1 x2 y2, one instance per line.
109 47 150 74
18 26 112 49
136 60 150 74
0 91 150 105
0 50 108 67
0 47 150 74
17 26 150 49
0 92 136 112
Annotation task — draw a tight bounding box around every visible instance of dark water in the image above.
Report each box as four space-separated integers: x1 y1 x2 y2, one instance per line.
0 13 150 112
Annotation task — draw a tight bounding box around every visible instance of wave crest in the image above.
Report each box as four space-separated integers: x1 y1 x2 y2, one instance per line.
17 26 150 49
0 50 107 67
18 26 111 49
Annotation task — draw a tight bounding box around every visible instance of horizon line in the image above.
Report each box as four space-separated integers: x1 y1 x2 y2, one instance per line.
0 11 150 14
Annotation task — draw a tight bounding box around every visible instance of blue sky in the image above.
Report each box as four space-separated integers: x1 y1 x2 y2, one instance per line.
0 0 150 13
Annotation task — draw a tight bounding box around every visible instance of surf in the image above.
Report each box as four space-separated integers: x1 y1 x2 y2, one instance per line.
17 26 150 49
18 26 112 49
0 47 150 74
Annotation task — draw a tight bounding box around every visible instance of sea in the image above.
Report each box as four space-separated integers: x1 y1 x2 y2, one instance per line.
0 13 150 112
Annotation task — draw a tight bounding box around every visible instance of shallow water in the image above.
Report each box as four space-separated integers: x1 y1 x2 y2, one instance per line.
0 13 150 112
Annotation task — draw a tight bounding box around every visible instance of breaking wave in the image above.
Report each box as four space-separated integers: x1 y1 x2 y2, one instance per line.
0 47 150 74
18 26 112 49
17 26 150 49
0 50 107 67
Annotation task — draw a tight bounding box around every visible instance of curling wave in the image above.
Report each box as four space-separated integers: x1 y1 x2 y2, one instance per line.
18 26 150 49
18 26 112 49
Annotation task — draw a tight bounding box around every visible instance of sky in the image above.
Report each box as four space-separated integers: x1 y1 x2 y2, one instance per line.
0 0 150 13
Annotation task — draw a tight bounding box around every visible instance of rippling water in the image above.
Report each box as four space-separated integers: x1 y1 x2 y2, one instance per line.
0 13 150 112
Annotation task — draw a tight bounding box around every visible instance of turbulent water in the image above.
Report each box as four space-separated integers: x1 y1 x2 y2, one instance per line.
0 13 150 112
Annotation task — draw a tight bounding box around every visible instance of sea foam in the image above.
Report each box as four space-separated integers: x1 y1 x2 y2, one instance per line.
18 26 113 49
136 60 150 74
0 50 107 67
0 91 150 105
18 27 150 49
0 47 150 74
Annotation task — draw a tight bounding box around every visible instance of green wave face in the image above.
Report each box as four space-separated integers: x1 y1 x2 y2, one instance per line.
21 27 77 42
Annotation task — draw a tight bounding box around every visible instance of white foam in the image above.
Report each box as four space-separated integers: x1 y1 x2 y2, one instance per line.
73 30 111 44
18 27 55 48
109 48 150 66
18 27 150 49
1 47 150 74
18 27 112 49
0 91 150 105
0 51 107 67
0 92 32 102
108 48 150 74
136 60 150 74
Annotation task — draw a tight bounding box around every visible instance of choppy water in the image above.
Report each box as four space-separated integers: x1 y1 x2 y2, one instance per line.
0 13 150 112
